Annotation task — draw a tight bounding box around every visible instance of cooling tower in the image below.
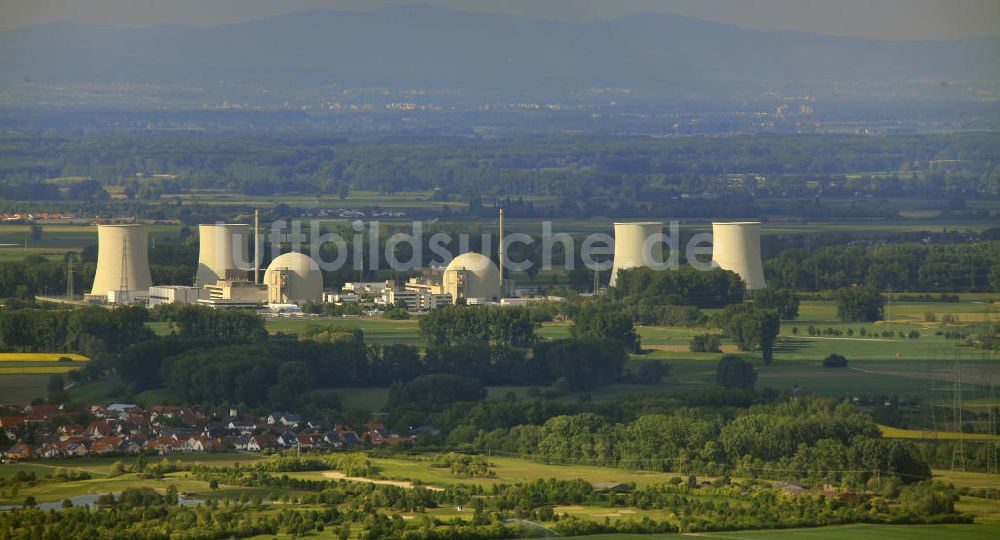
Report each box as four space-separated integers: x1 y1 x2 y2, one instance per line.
90 224 153 296
711 222 766 290
196 223 250 287
609 222 663 288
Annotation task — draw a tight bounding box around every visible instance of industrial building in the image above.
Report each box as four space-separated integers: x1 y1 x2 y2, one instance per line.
383 288 452 311
711 221 767 290
195 223 250 287
88 224 153 303
264 252 324 304
204 278 267 303
609 222 663 288
394 253 506 305
148 285 206 306
342 281 393 295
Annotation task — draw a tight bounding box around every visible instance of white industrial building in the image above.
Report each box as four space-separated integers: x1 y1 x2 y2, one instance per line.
148 285 206 306
88 224 154 303
342 281 393 295
384 288 452 311
324 292 360 304
711 221 767 290
499 296 565 307
609 222 663 288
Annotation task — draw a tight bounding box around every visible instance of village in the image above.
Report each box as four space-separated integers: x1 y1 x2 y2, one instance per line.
1 403 418 460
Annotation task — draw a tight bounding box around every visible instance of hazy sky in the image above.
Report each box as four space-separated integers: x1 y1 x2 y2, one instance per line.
1 0 998 40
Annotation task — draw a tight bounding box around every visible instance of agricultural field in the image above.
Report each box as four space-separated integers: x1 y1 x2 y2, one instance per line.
879 425 1000 441
0 352 89 376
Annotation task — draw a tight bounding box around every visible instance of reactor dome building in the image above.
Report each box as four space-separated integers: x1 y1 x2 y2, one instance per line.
443 252 501 303
90 224 153 299
711 221 766 290
195 223 251 287
609 222 663 288
264 252 323 303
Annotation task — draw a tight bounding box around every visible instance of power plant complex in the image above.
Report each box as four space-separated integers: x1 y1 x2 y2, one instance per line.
86 220 325 309
83 214 765 311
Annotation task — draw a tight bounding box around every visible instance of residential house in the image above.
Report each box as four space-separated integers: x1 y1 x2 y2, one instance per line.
247 434 278 452
4 442 32 460
90 436 123 454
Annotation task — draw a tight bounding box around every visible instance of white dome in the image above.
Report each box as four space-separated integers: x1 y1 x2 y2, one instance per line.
264 252 323 303
443 252 501 302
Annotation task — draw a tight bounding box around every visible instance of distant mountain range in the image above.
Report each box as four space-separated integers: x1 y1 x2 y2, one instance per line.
1 5 997 99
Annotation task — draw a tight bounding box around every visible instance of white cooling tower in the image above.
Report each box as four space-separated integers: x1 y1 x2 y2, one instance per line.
711 222 766 290
196 223 250 286
609 222 663 288
90 224 153 296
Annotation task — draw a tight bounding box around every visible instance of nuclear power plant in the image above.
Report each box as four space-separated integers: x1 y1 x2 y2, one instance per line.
195 223 250 287
89 224 153 303
609 222 663 288
711 221 767 290
79 214 765 312
87 218 323 310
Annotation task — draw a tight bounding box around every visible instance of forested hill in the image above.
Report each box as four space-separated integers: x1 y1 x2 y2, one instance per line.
1 5 997 96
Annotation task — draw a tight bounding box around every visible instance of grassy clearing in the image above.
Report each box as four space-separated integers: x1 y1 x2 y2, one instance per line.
933 469 1000 491
266 318 422 346
0 453 261 482
334 387 390 411
0 374 54 405
64 379 129 403
286 455 706 490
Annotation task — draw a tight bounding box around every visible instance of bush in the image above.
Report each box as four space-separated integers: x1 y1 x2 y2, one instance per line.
822 353 848 368
631 360 669 384
835 286 885 322
752 288 801 320
715 355 756 390
689 333 722 353
900 481 956 515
